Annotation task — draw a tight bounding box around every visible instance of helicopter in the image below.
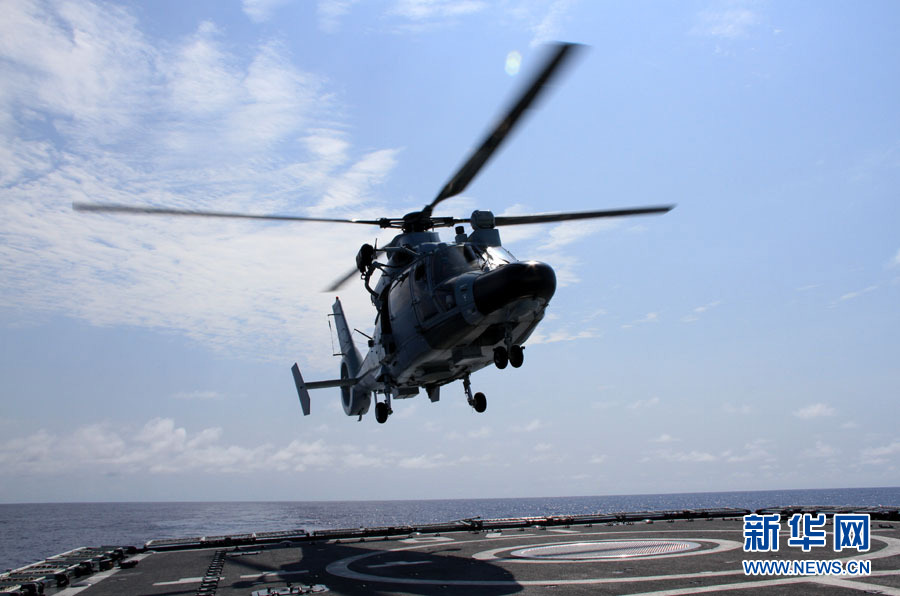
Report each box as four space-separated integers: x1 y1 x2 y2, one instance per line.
74 42 673 424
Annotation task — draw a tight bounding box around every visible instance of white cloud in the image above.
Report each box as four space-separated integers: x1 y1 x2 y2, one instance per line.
836 285 878 304
538 220 617 253
792 403 836 419
723 403 752 415
242 0 291 23
270 439 333 472
724 439 771 463
637 312 659 324
468 426 492 439
505 0 578 48
398 453 448 469
802 440 840 459
529 442 563 463
317 1 359 32
892 249 900 267
342 452 384 468
652 433 679 443
447 426 493 440
622 312 660 328
628 396 660 410
529 0 577 48
389 0 485 22
308 148 401 215
681 300 721 323
527 327 601 344
0 417 357 476
0 1 400 370
861 440 900 463
516 419 544 432
0 0 156 145
692 6 760 39
652 449 717 463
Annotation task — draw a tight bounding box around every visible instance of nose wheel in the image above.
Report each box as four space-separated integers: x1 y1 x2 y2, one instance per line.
463 375 487 413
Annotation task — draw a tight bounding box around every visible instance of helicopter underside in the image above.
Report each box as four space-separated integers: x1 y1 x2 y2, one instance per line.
392 295 547 389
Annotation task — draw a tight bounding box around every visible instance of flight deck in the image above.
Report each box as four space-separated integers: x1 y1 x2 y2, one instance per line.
3 507 899 595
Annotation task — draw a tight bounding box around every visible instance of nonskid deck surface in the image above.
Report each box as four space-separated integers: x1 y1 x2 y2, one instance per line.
3 507 900 596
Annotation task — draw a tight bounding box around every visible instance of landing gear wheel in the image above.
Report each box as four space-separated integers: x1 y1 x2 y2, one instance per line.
509 344 524 368
473 392 487 413
375 402 389 424
493 346 509 369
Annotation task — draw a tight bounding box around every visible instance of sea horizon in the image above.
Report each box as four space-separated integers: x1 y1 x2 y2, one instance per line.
4 484 899 506
2 486 898 572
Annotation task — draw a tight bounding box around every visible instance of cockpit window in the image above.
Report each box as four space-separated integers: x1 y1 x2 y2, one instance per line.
478 246 517 270
432 245 480 283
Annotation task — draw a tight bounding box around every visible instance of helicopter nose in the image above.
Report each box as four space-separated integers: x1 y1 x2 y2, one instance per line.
472 261 556 315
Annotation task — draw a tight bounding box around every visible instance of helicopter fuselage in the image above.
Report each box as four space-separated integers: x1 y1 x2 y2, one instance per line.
330 220 556 420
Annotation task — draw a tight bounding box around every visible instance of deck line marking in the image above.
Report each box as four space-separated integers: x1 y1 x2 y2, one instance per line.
239 571 309 579
55 553 154 595
153 576 208 586
401 536 453 543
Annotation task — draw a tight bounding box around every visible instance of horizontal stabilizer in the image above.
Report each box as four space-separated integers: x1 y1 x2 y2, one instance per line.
291 363 358 416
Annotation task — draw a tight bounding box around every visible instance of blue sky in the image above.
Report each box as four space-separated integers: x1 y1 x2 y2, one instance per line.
1 0 898 503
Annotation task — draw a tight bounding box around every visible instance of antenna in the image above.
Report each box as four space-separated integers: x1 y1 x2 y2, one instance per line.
326 315 342 357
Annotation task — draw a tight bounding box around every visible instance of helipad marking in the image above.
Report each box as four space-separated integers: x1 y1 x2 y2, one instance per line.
367 560 431 569
153 576 209 586
474 538 734 563
509 539 702 560
400 535 453 544
239 571 308 579
325 532 900 588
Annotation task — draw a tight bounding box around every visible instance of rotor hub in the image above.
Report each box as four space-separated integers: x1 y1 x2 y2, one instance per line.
401 211 433 233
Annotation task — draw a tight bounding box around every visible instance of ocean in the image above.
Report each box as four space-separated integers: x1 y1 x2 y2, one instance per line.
1 487 898 573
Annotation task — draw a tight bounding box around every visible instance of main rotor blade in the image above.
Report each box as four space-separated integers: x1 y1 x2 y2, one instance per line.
325 267 360 292
427 42 583 213
492 205 675 226
73 202 385 226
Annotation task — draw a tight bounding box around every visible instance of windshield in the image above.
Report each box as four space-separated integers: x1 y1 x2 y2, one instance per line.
478 246 517 270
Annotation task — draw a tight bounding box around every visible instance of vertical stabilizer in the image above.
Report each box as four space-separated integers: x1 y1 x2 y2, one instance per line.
291 363 311 416
332 297 362 376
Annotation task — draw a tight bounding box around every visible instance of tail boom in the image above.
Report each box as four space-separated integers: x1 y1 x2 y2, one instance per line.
290 362 358 416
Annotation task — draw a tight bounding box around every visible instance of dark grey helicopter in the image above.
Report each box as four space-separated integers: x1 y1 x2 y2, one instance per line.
74 43 673 424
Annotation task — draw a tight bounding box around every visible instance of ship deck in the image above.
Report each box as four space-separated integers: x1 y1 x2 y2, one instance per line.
3 507 899 596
